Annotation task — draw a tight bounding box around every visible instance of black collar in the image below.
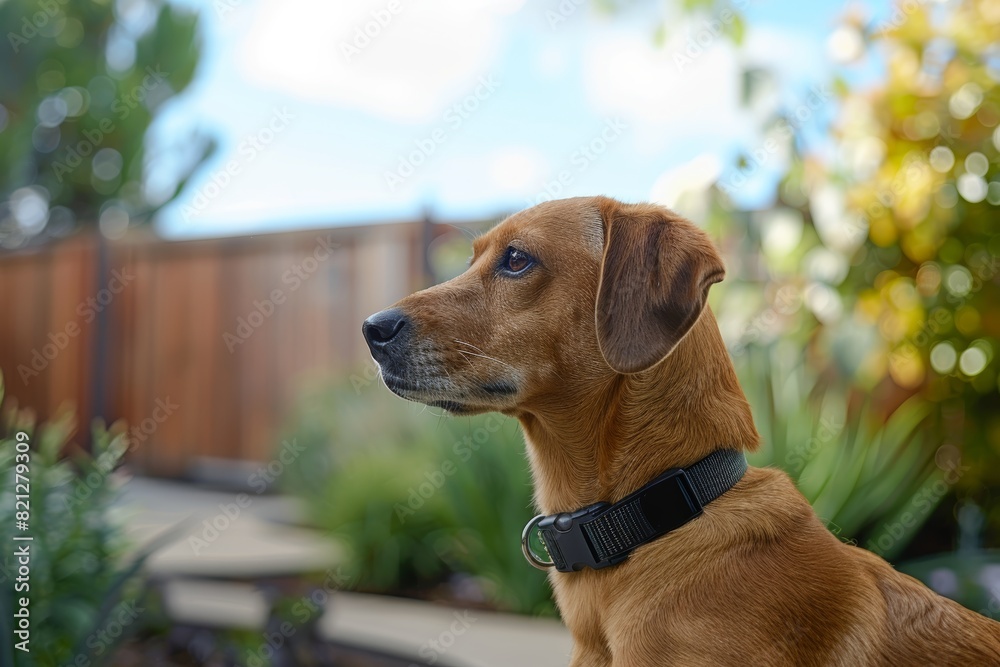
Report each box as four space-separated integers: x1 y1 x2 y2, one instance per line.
521 448 748 573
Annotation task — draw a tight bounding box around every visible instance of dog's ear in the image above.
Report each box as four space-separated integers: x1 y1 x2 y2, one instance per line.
595 199 726 374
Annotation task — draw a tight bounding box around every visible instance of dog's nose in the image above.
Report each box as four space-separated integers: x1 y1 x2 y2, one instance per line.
362 308 408 358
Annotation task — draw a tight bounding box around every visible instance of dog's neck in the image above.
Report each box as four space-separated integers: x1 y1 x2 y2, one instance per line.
517 309 759 515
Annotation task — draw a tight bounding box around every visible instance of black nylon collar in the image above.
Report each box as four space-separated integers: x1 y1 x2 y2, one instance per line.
521 448 748 573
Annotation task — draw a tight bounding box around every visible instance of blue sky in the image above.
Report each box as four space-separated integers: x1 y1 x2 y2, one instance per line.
151 0 892 239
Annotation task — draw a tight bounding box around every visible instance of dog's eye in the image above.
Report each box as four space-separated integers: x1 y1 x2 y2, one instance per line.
501 247 534 274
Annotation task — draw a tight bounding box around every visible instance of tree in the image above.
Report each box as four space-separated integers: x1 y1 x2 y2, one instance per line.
0 0 213 248
643 0 999 556
830 0 1000 541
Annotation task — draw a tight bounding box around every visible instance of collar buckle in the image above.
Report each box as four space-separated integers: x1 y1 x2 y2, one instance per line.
534 501 612 572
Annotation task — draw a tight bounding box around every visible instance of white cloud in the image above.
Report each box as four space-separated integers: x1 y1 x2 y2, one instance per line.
157 0 835 237
581 24 747 147
236 0 516 124
488 146 550 194
580 19 824 157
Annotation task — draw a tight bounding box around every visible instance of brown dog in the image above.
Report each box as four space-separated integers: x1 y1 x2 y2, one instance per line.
362 196 1000 666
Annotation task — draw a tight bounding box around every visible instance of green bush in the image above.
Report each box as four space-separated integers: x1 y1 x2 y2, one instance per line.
739 340 942 559
0 373 152 666
0 0 210 238
282 378 554 616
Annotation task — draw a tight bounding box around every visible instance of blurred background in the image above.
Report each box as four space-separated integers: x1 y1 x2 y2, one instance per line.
1 0 999 664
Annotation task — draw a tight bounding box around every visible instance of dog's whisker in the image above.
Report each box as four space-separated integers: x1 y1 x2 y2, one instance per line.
456 349 486 370
445 222 481 243
454 339 488 354
453 340 518 371
460 350 518 371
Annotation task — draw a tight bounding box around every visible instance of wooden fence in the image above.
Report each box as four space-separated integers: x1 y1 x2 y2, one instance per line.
0 219 463 475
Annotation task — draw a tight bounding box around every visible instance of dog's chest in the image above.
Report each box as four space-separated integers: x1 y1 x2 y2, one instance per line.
549 572 609 645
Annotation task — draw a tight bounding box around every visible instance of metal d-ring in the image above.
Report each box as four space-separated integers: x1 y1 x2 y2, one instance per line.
521 514 555 570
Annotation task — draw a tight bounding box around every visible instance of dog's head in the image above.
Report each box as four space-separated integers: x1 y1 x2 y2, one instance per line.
362 196 725 415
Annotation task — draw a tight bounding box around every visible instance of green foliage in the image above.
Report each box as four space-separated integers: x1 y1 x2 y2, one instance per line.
432 417 551 615
898 550 1000 618
692 0 1000 559
281 379 555 616
0 373 148 666
740 341 942 559
826 1 1000 531
0 0 212 246
657 0 748 46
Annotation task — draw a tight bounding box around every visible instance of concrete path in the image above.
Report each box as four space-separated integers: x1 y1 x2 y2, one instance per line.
323 592 573 667
114 475 573 666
